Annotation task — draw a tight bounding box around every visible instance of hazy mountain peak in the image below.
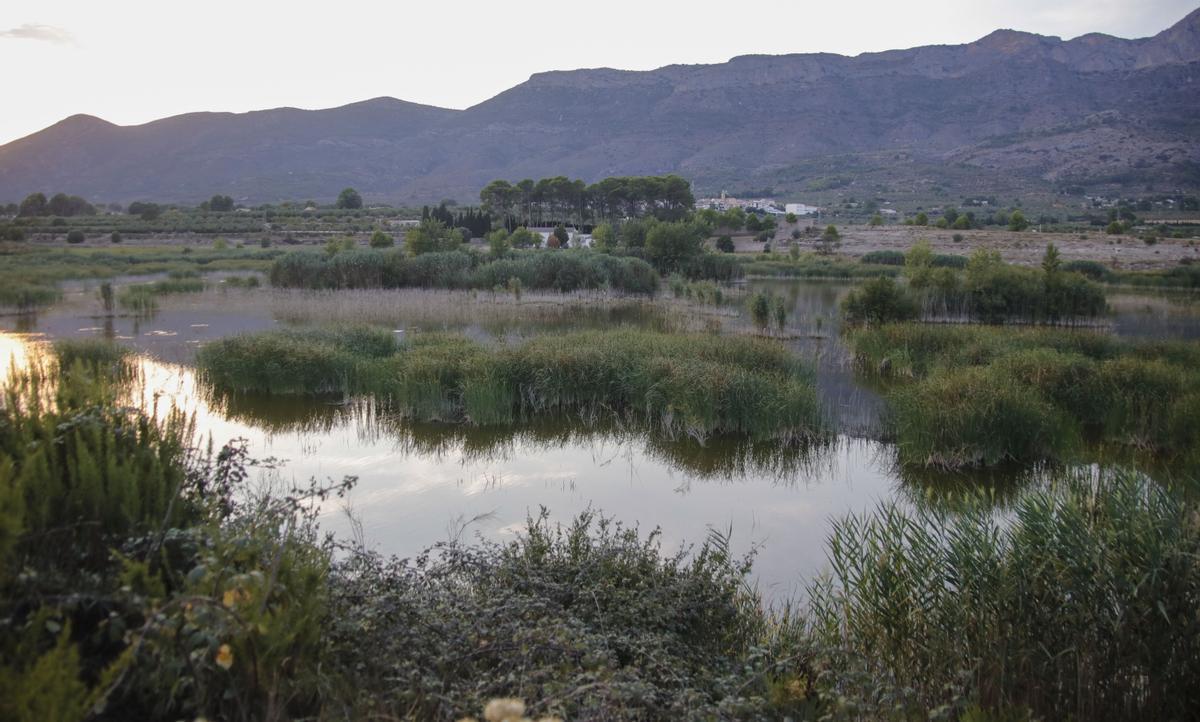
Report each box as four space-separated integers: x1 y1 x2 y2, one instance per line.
1150 5 1200 54
972 28 1056 52
1 10 1197 204
3 113 116 147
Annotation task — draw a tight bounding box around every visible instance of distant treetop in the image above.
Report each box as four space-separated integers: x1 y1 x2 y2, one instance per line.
336 188 363 210
480 174 694 227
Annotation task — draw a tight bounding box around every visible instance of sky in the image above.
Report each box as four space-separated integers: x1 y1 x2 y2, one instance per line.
0 0 1195 145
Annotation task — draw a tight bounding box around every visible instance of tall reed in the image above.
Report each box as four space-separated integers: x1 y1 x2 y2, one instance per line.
809 469 1200 720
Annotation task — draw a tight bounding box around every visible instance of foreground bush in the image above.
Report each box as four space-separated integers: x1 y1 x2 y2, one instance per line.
0 354 351 722
331 512 814 720
810 470 1200 721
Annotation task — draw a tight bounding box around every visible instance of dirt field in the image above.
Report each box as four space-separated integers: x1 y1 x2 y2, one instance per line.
730 224 1200 270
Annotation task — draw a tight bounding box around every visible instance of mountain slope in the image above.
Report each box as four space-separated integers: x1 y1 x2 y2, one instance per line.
2 8 1198 204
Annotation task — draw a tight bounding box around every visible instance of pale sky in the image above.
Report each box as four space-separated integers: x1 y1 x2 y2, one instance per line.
0 0 1195 145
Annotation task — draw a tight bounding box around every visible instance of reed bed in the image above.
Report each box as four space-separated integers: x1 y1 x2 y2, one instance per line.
269 248 660 294
196 326 398 395
197 327 829 442
52 337 136 381
0 355 340 721
0 283 62 312
847 323 1200 468
809 468 1200 720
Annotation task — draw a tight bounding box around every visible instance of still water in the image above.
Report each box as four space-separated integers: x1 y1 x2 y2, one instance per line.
3 279 1197 599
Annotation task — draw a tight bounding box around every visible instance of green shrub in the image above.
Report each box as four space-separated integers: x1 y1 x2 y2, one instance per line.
329 511 812 720
1093 356 1186 445
151 277 205 294
682 252 741 283
368 230 394 248
842 276 918 325
964 250 1105 323
848 324 1119 381
222 275 261 289
749 291 771 331
931 253 967 268
990 348 1103 420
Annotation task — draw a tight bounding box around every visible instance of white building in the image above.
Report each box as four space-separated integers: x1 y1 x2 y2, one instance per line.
784 203 821 216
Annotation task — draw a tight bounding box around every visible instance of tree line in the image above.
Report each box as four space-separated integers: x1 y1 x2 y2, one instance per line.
15 192 97 217
421 203 493 239
479 174 695 227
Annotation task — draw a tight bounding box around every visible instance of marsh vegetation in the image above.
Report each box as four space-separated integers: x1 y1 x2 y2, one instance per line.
848 323 1200 469
197 327 828 442
2 346 1195 721
2 175 1199 720
268 248 662 295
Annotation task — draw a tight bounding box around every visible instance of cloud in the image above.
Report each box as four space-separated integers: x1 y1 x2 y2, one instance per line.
0 24 74 45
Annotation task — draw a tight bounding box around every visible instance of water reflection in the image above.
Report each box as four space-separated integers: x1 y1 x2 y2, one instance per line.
744 279 887 436
1109 289 1200 340
5 278 1199 599
0 329 905 599
205 386 839 484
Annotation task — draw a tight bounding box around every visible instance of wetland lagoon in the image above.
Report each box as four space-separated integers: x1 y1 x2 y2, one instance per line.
1 279 889 599
3 274 1198 595
3 250 1200 721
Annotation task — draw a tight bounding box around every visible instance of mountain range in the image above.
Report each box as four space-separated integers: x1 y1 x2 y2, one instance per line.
2 8 1199 205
